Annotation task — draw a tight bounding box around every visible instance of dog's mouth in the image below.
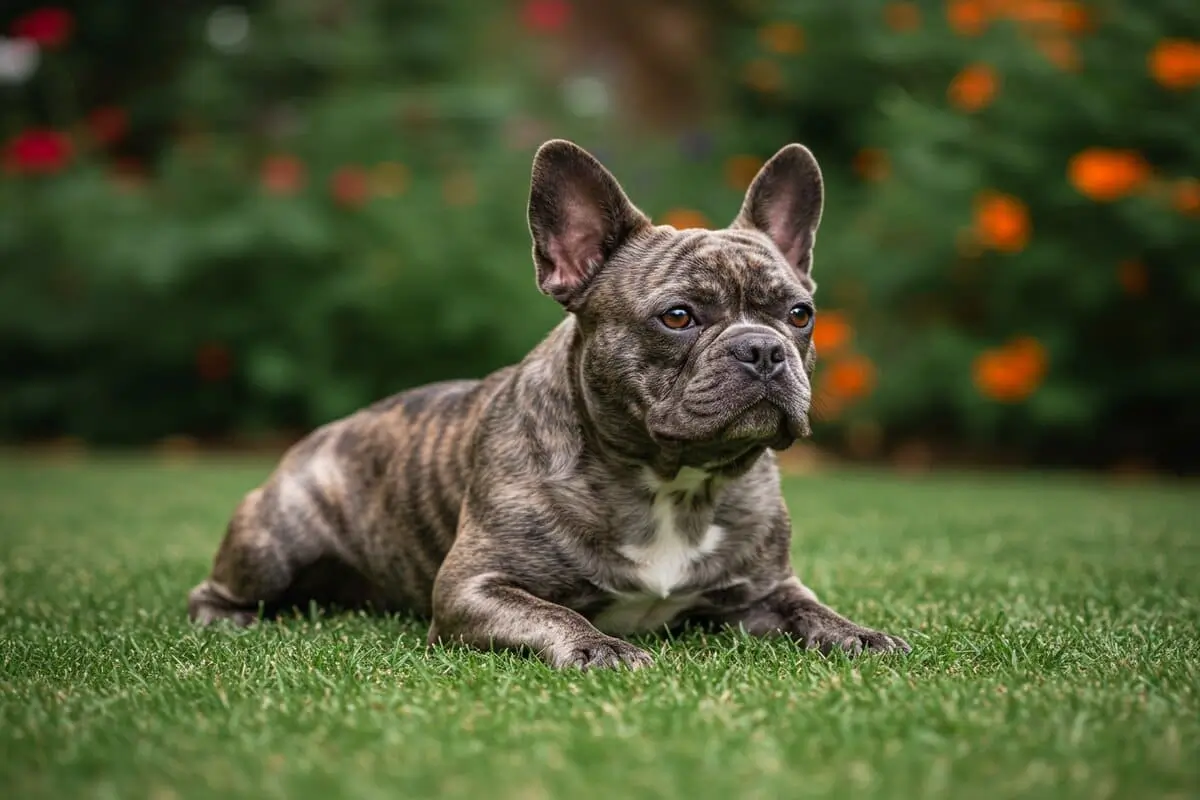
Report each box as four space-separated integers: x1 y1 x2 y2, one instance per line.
647 393 809 453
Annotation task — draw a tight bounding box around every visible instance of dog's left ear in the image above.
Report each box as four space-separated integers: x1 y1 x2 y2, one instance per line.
528 139 650 309
731 144 824 291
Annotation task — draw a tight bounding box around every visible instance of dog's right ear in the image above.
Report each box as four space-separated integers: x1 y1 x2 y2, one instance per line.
528 140 650 309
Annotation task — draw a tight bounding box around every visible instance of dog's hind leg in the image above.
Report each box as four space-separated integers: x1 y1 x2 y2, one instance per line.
187 479 353 626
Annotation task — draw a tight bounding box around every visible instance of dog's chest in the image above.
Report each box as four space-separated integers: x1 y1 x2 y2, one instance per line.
591 468 725 635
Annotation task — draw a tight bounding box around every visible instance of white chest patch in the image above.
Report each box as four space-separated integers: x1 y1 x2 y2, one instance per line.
592 468 725 635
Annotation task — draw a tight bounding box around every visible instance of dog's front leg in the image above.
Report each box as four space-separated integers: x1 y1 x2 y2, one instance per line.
429 568 653 671
719 576 911 656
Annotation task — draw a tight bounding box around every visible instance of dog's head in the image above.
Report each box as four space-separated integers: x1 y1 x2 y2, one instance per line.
528 140 824 475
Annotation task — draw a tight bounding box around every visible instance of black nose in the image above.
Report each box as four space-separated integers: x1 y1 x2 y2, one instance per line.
728 332 787 380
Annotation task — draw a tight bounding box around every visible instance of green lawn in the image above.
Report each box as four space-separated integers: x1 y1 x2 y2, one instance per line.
1 457 1197 799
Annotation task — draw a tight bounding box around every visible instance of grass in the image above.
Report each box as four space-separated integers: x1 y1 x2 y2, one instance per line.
1 456 1198 800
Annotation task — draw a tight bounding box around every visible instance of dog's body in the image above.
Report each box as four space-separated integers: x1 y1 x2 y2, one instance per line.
188 140 910 668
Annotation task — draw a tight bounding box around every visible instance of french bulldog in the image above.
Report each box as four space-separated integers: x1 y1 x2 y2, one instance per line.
187 139 911 669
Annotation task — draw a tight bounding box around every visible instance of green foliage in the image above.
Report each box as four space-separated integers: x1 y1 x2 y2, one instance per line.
2 0 1198 468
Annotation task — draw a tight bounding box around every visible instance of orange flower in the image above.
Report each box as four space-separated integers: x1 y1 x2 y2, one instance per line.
948 64 998 111
1172 178 1200 216
811 385 846 422
1149 39 1200 90
330 166 370 208
1034 35 1080 71
260 154 305 195
725 155 763 192
1000 0 1089 33
972 337 1047 403
1117 260 1148 296
885 2 921 32
974 191 1031 253
1068 149 1151 202
812 311 852 354
826 355 877 401
947 0 988 36
743 59 783 93
852 148 890 182
759 21 805 55
661 208 710 229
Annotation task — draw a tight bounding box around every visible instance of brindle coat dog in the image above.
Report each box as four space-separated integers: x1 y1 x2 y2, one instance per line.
188 140 911 669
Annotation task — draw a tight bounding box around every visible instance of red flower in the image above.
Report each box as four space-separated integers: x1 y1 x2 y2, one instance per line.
3 129 73 175
11 7 73 49
260 154 305 196
86 107 129 146
330 166 370 208
522 0 569 33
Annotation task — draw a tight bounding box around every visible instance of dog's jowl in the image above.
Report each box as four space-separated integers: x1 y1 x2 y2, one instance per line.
188 139 911 669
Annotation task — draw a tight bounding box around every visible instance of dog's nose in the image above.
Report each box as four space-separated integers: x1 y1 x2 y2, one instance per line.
728 332 786 381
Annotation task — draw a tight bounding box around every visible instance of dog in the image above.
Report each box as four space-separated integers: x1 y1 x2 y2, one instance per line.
187 139 911 669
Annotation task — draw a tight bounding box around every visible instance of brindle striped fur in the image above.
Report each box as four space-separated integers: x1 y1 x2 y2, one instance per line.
188 140 911 669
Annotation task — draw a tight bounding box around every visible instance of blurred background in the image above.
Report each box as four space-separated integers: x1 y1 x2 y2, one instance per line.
1 0 1197 473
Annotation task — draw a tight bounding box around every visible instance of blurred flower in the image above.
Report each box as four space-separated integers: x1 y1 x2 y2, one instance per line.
1172 178 1200 216
1117 260 1147 296
372 161 409 198
972 337 1047 403
973 191 1030 253
1068 149 1150 202
660 209 709 229
884 2 921 32
742 59 783 93
196 343 233 382
852 148 890 182
260 154 305 196
1003 0 1090 33
810 385 846 422
3 129 72 175
10 7 73 49
812 311 852 354
1033 36 1080 71
330 166 369 208
86 107 129 146
948 63 998 111
443 171 477 207
0 36 39 83
522 0 570 33
946 0 987 36
758 21 804 55
206 6 250 53
826 355 877 401
1149 39 1200 89
724 155 763 192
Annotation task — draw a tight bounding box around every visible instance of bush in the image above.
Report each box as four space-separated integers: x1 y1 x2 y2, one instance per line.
722 0 1200 470
2 0 1198 470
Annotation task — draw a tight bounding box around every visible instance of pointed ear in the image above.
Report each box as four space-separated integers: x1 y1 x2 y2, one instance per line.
528 139 650 309
731 144 824 291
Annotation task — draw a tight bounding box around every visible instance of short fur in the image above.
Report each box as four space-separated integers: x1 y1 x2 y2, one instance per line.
188 140 910 669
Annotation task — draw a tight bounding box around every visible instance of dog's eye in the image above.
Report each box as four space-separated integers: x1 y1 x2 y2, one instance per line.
788 305 814 329
659 308 694 330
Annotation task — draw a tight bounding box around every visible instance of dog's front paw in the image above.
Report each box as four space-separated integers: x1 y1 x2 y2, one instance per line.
547 635 654 671
792 615 911 657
